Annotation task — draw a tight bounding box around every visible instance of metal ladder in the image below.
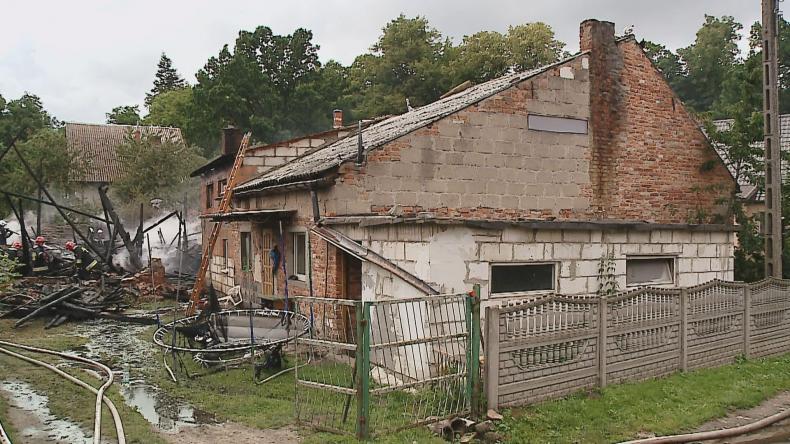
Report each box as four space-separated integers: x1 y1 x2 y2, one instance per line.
187 132 252 315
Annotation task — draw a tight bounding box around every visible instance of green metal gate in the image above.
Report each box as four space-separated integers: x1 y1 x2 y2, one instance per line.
293 287 481 439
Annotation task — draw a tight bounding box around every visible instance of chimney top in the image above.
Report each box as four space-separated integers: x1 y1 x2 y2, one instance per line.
221 126 244 156
333 109 343 129
580 19 616 53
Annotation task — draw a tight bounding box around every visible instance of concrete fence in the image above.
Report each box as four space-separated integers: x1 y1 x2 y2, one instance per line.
485 278 790 410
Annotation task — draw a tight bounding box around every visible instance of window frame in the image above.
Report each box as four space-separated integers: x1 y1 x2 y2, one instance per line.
205 182 214 209
489 261 558 297
292 231 308 281
240 232 252 272
221 239 228 267
218 179 228 197
625 255 677 287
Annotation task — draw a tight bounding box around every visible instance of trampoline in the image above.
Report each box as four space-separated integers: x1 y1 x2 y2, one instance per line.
153 308 310 366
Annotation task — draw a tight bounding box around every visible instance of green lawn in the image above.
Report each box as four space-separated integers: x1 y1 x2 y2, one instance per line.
499 354 790 443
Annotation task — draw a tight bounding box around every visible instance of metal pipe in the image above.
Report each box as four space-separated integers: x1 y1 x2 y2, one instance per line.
0 340 125 444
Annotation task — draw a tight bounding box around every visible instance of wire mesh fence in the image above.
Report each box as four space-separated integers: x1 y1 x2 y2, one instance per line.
294 290 480 439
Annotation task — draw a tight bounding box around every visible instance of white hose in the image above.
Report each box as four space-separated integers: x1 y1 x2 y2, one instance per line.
0 340 125 444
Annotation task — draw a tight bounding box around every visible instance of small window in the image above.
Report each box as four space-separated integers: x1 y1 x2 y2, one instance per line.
491 263 555 294
222 239 228 266
205 183 214 209
218 179 228 196
528 114 588 134
626 257 674 286
240 232 252 271
292 232 307 280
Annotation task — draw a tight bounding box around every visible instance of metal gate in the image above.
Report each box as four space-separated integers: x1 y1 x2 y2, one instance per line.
293 288 481 439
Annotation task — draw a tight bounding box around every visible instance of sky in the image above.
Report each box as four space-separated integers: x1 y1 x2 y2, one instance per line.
0 0 769 124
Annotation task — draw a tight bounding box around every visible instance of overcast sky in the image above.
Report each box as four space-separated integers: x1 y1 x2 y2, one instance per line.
0 0 769 123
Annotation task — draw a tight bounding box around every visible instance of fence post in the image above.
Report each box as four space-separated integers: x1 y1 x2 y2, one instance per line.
598 295 608 388
485 305 500 412
470 284 482 418
743 285 751 358
680 287 688 372
356 302 371 440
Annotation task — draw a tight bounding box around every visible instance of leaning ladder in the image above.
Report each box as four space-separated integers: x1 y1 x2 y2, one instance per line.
187 132 252 315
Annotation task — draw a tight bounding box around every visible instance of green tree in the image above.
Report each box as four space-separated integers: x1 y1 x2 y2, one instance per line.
450 23 564 85
112 132 205 204
145 53 187 107
676 15 743 112
0 93 55 147
190 26 323 150
348 15 454 118
106 105 141 125
641 40 685 88
144 87 193 130
0 128 76 202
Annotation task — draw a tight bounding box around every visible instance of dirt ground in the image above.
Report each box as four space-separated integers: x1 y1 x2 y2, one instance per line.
695 391 790 443
163 423 300 444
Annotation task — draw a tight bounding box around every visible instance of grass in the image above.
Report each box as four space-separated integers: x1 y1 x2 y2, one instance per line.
0 390 15 443
499 354 790 443
0 319 166 444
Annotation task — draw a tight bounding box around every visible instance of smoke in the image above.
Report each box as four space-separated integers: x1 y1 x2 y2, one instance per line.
112 212 201 273
4 211 40 245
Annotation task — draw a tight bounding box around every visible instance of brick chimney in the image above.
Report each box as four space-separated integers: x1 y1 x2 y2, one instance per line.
333 109 343 129
221 126 244 156
580 19 623 218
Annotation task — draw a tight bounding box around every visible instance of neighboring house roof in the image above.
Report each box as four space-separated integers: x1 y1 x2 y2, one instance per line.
235 52 588 193
66 122 184 183
711 115 790 201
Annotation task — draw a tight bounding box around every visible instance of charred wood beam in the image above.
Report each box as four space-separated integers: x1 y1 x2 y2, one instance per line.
142 211 178 235
98 185 143 271
14 287 83 328
9 143 106 263
5 196 33 275
0 190 111 225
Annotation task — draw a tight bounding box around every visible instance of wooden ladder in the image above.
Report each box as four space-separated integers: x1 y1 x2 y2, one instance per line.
187 132 252 315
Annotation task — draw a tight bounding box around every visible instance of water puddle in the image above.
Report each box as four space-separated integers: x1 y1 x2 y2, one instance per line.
71 317 215 432
0 380 95 443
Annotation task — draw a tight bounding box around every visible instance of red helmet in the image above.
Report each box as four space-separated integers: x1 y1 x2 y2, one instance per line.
65 241 76 251
35 236 45 246
12 241 21 249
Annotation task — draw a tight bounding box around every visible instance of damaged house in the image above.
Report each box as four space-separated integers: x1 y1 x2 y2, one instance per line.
198 19 737 310
66 122 185 205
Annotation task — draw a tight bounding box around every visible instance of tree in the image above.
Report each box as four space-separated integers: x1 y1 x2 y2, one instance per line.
145 53 187 107
0 93 55 147
676 15 743 112
190 26 324 150
106 105 141 125
348 15 454 118
641 40 684 88
0 128 76 199
112 132 205 204
144 87 193 130
450 23 564 85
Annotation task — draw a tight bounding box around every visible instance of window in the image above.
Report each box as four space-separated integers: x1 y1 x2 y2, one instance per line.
528 114 588 134
218 179 228 197
490 263 555 294
205 183 214 209
292 232 308 280
626 257 674 286
221 239 228 266
240 232 252 271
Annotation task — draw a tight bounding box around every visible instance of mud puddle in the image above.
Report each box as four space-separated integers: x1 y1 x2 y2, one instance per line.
0 380 97 443
71 317 216 433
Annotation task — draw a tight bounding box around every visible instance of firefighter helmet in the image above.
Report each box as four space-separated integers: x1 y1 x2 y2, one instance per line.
65 241 76 251
35 236 45 246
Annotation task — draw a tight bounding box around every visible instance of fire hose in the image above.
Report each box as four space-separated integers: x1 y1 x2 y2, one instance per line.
619 408 790 444
0 340 125 444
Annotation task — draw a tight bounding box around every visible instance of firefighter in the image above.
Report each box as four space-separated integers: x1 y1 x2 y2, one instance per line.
65 241 98 280
32 236 50 274
0 221 12 245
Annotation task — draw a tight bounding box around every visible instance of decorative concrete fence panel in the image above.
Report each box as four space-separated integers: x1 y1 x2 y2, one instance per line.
485 278 790 410
486 297 599 408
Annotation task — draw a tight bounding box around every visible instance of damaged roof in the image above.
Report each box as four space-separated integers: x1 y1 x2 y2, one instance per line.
234 52 587 193
711 115 790 201
66 122 184 183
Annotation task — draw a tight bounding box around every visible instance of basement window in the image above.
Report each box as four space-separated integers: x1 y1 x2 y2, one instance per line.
291 232 308 281
490 263 555 294
240 232 252 272
205 183 214 209
626 257 675 286
528 114 588 134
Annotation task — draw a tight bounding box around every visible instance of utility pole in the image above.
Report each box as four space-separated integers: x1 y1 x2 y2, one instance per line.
763 0 783 278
